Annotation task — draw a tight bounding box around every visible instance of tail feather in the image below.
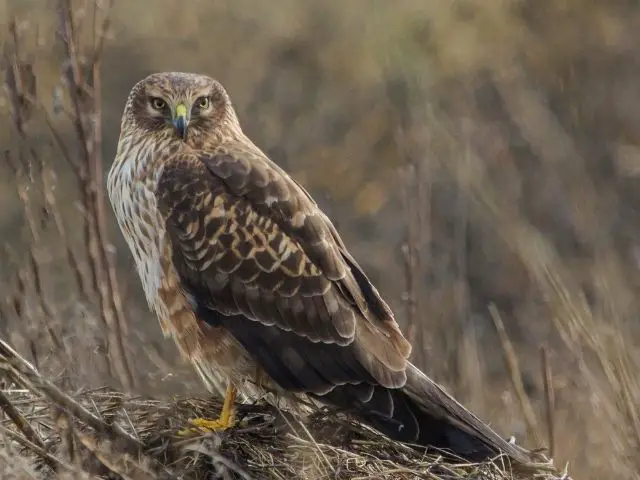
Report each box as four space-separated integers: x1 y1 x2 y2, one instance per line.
402 363 532 462
319 363 532 464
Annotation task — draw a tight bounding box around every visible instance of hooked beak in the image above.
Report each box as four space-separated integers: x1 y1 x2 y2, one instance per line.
173 103 189 140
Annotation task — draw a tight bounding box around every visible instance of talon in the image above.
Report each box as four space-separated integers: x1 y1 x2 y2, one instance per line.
184 416 234 433
178 384 237 436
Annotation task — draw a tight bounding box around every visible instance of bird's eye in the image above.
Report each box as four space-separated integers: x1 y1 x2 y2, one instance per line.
150 97 166 110
196 96 210 109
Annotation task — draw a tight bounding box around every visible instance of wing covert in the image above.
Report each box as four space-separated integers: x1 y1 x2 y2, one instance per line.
156 156 357 346
202 146 410 358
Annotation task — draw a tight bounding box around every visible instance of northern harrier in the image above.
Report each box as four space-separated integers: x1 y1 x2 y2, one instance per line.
107 72 532 464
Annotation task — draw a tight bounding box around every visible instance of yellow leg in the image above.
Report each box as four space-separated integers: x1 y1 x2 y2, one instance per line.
179 384 237 435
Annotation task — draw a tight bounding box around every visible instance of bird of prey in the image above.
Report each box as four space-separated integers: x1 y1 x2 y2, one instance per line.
107 72 532 464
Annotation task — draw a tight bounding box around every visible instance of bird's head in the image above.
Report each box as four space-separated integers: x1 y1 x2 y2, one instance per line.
121 72 240 147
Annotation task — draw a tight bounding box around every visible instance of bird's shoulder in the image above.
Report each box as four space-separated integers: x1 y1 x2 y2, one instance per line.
156 143 345 276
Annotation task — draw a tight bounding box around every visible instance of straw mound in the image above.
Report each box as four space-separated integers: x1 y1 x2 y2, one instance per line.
0 340 569 480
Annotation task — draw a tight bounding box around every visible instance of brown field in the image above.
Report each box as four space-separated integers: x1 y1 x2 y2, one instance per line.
1 0 639 478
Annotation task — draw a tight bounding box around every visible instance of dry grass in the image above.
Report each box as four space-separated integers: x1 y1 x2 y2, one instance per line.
0 337 564 480
1 0 640 479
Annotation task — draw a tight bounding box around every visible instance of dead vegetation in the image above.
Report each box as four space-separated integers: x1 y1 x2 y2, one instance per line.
1 0 640 479
0 337 565 479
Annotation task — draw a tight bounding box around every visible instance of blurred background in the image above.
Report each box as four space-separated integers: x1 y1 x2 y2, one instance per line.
2 1 640 478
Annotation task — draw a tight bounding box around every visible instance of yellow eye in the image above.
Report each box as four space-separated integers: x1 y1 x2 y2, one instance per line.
197 97 210 109
150 97 166 110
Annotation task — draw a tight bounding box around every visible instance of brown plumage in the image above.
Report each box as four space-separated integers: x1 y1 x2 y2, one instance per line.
107 72 533 464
